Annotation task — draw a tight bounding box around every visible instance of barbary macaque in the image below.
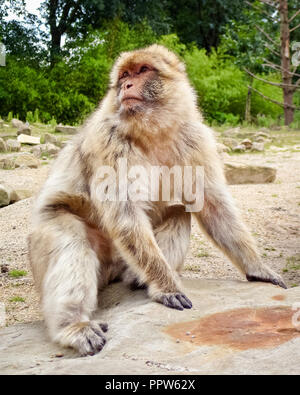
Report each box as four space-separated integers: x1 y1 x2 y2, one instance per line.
29 44 286 356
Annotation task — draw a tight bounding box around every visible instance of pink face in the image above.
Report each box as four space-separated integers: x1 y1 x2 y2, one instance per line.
118 63 158 112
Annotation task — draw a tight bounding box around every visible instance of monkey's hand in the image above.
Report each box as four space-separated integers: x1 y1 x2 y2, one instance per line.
153 292 193 311
59 320 108 356
246 265 287 289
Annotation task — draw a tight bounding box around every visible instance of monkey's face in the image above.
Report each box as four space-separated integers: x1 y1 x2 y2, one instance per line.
117 63 163 116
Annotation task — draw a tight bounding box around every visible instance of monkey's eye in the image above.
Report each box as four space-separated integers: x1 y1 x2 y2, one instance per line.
139 65 149 73
120 71 129 79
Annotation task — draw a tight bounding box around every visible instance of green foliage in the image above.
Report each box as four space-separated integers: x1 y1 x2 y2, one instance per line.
184 47 247 123
165 0 245 51
0 17 292 126
8 270 28 278
26 111 34 123
49 117 57 127
0 20 157 124
9 296 25 303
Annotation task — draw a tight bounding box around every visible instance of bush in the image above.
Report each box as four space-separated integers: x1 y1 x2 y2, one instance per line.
0 20 289 126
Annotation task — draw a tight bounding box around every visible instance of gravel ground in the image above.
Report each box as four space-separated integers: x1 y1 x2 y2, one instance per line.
0 150 299 326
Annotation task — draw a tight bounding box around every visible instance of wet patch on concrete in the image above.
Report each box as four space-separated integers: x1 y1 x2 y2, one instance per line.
165 306 300 351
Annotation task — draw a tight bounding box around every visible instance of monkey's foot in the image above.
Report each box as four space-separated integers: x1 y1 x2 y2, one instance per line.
246 266 287 289
59 320 108 356
154 292 193 311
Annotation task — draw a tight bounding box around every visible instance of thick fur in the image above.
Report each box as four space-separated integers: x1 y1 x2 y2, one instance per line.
29 44 285 356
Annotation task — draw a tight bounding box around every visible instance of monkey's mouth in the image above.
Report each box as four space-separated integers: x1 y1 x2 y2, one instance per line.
122 96 143 104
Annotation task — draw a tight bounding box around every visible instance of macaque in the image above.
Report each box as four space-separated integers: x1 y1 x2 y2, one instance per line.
29 44 286 356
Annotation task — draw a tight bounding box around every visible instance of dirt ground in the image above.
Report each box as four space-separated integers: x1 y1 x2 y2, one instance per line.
0 140 299 326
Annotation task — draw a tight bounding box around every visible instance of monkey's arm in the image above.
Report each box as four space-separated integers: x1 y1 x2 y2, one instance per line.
94 199 192 310
190 125 286 289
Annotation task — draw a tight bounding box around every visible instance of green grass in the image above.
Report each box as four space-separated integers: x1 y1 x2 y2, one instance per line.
196 251 210 258
286 255 300 271
8 270 28 278
9 296 25 303
272 194 278 198
283 255 300 273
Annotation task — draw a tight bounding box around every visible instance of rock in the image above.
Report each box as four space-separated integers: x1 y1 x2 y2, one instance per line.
44 133 61 146
55 124 78 135
223 127 240 137
0 157 15 170
255 131 271 139
31 143 60 158
224 162 276 184
0 183 12 207
0 120 4 128
0 279 300 375
14 153 40 169
233 144 246 152
11 119 24 129
6 139 21 152
0 180 31 206
10 189 33 202
217 143 230 154
0 263 9 273
17 124 31 136
255 136 266 143
222 137 238 149
0 131 17 139
0 137 7 152
251 142 265 152
240 139 253 150
17 134 40 145
45 143 60 155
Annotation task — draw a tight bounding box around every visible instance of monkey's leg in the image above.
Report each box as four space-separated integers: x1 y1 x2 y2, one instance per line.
123 206 191 289
155 206 191 273
193 184 286 289
98 201 192 310
29 213 108 356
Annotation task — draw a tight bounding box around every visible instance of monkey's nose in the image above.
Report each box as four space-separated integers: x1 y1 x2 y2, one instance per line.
126 83 133 90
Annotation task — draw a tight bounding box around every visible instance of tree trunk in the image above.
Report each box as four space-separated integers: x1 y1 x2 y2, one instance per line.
279 0 294 125
50 29 61 67
245 76 253 123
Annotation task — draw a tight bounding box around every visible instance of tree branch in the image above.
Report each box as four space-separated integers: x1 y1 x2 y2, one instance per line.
258 0 278 9
255 25 280 47
290 22 300 33
245 68 299 90
289 8 300 23
264 43 280 57
245 0 278 21
263 59 300 77
58 0 74 34
249 86 300 109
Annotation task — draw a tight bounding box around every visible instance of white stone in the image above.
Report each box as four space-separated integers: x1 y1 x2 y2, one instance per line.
17 134 40 145
0 279 299 375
